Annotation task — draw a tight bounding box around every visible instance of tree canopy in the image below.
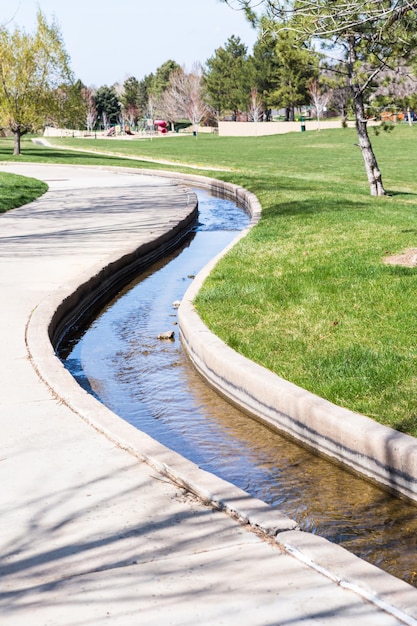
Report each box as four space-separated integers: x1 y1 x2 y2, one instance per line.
161 65 209 134
93 85 121 128
0 10 73 154
205 35 251 120
249 16 319 120
56 79 87 131
152 60 182 99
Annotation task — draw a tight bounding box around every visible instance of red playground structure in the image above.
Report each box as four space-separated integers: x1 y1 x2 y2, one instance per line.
154 120 168 134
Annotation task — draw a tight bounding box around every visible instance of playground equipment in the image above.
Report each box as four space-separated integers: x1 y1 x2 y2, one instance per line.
154 120 168 134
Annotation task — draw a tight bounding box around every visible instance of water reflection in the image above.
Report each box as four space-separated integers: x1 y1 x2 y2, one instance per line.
60 189 417 586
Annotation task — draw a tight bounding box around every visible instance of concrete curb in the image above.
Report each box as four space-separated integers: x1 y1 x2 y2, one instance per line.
276 531 417 625
24 167 417 623
177 179 417 504
25 168 297 538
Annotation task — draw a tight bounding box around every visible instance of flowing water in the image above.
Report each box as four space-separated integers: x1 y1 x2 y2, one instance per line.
59 189 417 587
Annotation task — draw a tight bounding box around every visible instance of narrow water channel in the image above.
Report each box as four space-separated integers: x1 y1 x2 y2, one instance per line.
58 189 417 587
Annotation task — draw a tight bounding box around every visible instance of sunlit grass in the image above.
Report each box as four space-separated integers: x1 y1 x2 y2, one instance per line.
0 171 47 212
3 127 417 433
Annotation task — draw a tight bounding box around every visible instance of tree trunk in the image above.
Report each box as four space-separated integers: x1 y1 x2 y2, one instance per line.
353 89 385 196
347 36 385 196
13 129 21 155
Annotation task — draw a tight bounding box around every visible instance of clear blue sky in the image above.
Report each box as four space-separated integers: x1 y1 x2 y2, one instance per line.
4 0 258 87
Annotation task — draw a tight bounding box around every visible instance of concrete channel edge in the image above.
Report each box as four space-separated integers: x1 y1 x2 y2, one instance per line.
25 167 417 623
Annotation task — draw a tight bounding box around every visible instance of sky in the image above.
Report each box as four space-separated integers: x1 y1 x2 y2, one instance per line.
3 0 259 87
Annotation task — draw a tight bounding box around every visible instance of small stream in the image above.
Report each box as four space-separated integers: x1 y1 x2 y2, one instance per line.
58 188 417 587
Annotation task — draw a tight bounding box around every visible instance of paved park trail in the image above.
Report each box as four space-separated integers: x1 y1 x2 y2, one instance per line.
1 163 417 626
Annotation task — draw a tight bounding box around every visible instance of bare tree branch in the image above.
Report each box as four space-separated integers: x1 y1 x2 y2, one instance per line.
160 64 209 135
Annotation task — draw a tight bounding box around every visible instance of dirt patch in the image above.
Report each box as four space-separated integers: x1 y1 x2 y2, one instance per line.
384 248 417 267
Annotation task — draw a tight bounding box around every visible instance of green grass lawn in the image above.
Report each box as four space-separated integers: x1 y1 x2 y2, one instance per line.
4 128 417 434
0 170 47 212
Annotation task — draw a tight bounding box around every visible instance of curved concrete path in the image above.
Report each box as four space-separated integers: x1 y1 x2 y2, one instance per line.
1 163 417 626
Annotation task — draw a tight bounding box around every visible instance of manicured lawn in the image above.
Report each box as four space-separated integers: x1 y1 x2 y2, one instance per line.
0 171 48 212
4 128 417 434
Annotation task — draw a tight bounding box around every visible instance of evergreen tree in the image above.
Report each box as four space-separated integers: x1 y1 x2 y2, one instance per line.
205 35 251 120
152 60 181 99
250 17 318 120
94 85 121 128
121 76 141 126
122 76 140 110
263 23 318 120
137 74 154 116
250 19 281 120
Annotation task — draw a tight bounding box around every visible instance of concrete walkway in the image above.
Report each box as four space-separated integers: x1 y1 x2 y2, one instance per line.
1 163 417 626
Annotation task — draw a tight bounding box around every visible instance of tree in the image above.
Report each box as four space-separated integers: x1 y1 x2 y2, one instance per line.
122 76 140 109
266 25 318 120
250 17 318 121
321 62 351 126
94 85 121 129
205 35 251 120
133 62 181 123
82 86 97 132
161 65 209 135
371 65 417 125
57 79 86 130
0 10 73 154
250 19 281 120
308 78 330 129
160 83 182 132
121 76 141 127
137 73 154 115
152 60 181 99
223 0 417 195
249 88 263 122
